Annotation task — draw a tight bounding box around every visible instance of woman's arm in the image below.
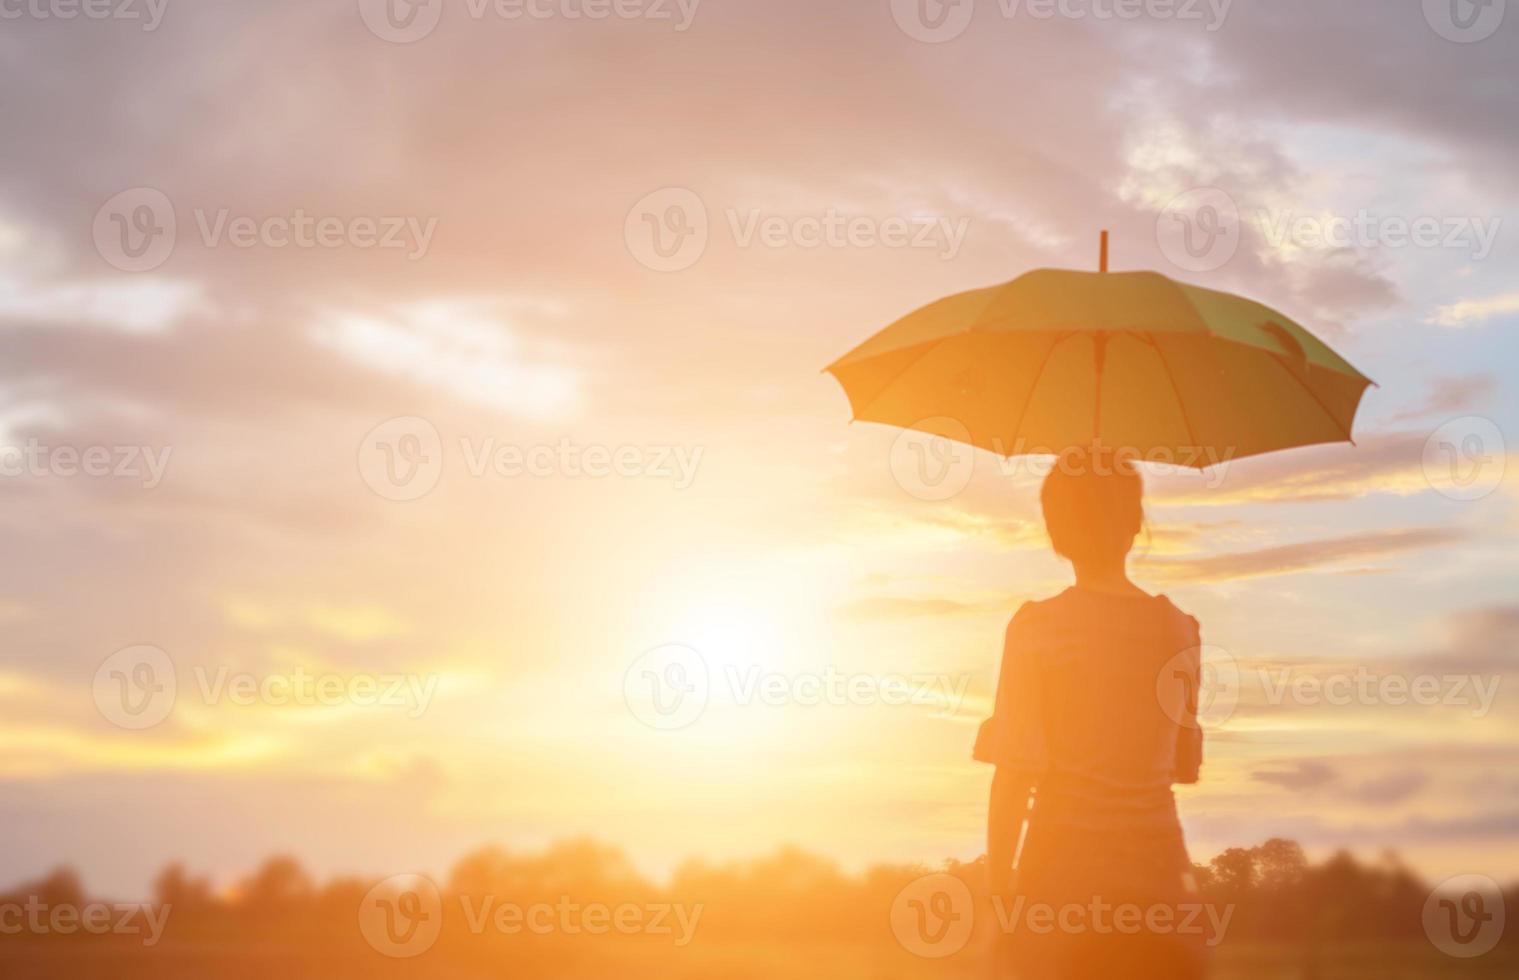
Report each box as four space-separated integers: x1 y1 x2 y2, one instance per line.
987 767 1032 895
985 605 1044 895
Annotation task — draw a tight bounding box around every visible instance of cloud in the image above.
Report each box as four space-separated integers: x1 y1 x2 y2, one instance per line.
1190 811 1519 858
836 595 1008 620
1253 760 1338 791
1387 374 1498 423
1161 0 1519 188
1413 604 1519 677
311 299 582 418
0 276 207 334
1429 290 1519 327
1246 762 1428 818
1348 771 1429 806
1147 527 1465 583
1151 431 1442 505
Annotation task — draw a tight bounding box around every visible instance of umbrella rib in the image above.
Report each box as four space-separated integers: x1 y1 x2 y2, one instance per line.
1005 331 1072 453
847 284 1008 414
1172 288 1361 446
1262 349 1358 445
1145 333 1201 450
847 336 955 420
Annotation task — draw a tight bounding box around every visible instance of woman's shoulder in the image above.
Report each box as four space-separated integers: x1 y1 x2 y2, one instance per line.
1009 588 1200 637
1003 589 1081 642
1152 593 1203 643
1006 590 1068 629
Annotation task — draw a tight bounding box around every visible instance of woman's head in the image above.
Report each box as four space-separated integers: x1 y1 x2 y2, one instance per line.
1040 451 1144 566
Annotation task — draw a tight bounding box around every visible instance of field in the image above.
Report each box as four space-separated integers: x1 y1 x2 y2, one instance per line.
2 938 1514 979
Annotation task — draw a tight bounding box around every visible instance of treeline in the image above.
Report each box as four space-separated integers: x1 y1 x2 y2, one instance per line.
2 838 1514 950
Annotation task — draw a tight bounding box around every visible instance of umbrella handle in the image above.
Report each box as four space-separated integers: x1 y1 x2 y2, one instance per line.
1094 231 1110 440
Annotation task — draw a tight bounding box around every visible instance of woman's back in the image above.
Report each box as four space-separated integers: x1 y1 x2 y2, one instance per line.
990 588 1210 979
997 586 1202 828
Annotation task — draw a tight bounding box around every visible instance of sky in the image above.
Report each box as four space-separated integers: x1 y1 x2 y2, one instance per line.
0 0 1516 899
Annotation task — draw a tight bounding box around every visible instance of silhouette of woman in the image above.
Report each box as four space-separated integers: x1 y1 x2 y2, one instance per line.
980 450 1207 979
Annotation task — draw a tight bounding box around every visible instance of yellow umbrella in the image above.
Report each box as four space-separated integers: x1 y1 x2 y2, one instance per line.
826 234 1372 468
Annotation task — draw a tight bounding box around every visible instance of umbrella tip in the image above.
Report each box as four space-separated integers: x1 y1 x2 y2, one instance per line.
1100 230 1109 273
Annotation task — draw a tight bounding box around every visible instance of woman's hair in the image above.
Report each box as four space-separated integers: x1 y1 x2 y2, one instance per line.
1040 450 1144 564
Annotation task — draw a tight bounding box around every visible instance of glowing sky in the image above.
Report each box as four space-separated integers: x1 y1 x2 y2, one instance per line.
0 0 1516 897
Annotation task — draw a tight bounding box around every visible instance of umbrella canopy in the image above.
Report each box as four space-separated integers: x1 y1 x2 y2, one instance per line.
826 264 1373 468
